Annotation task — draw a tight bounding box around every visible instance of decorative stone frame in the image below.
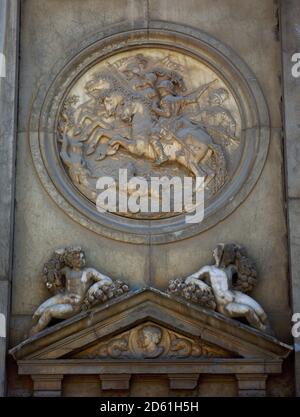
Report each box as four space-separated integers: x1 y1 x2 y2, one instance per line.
29 21 270 244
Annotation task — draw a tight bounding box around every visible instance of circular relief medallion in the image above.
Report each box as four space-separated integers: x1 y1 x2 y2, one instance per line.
29 24 270 243
128 324 170 359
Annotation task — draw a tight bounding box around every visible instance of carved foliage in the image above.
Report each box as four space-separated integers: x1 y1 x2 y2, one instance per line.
73 322 234 359
167 278 217 310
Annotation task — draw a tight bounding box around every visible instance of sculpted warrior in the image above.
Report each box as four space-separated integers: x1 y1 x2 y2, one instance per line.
182 243 271 333
150 79 216 165
31 247 128 335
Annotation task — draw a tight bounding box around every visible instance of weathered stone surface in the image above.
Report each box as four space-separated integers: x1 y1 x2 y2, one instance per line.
0 281 9 394
148 0 282 128
24 23 270 245
198 375 237 397
0 0 18 282
62 375 100 397
0 0 19 397
7 0 294 397
18 0 149 132
289 200 300 314
236 373 267 397
281 0 300 198
11 133 150 318
10 289 292 360
9 288 292 397
281 0 300 397
31 374 63 397
131 375 169 397
287 199 300 396
151 129 291 340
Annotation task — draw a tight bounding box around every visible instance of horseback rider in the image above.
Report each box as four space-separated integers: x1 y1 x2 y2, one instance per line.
149 79 178 165
150 79 211 165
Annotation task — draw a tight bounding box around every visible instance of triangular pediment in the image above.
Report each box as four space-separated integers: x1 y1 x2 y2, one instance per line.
10 288 292 361
72 321 236 360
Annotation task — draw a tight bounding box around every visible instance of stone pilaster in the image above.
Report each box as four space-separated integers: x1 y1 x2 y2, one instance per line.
168 373 199 394
0 0 19 397
236 374 267 397
99 374 131 396
281 0 300 397
31 374 63 397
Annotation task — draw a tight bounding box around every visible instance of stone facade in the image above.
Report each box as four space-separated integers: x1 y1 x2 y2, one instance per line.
0 0 299 397
9 289 292 397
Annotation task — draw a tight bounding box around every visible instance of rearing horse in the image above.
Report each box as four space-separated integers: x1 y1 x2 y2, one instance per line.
103 94 226 183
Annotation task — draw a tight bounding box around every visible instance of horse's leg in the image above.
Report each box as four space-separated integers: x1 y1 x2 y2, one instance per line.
78 121 110 144
198 161 215 187
95 141 119 161
201 156 214 174
85 128 107 155
109 135 135 150
188 162 207 191
186 160 214 192
74 121 97 142
198 148 216 179
189 162 206 179
192 148 216 190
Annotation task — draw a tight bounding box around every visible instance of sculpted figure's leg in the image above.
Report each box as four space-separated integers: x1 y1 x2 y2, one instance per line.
32 294 70 321
233 291 268 324
30 304 75 335
224 302 266 331
149 135 168 165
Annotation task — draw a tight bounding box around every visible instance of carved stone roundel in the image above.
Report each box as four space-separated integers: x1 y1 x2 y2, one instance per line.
29 24 270 244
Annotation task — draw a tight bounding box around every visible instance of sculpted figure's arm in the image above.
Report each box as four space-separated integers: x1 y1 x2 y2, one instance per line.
83 268 113 287
185 266 212 293
83 268 116 309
